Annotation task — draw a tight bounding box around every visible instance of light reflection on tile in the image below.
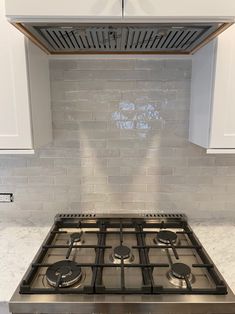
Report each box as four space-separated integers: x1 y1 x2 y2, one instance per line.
112 102 164 132
119 102 135 111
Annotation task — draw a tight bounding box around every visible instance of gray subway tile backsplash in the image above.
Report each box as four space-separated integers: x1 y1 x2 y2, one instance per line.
1 58 235 219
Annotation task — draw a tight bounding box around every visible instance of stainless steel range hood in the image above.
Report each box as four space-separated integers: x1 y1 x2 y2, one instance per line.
9 22 231 55
5 0 235 55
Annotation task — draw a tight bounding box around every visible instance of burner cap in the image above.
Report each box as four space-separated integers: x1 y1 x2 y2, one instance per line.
171 263 191 279
70 232 82 242
46 260 82 288
114 245 131 259
156 230 177 244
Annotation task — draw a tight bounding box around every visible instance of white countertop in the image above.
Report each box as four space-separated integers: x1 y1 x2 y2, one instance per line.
0 215 235 307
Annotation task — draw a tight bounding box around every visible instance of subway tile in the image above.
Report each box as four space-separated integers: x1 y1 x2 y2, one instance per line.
94 149 120 158
19 202 44 211
105 81 137 91
147 167 173 176
162 176 185 185
40 148 80 158
41 167 67 176
66 168 82 176
80 140 106 149
81 130 119 139
121 202 146 210
80 121 107 130
213 176 235 185
52 139 80 149
77 185 94 194
81 193 107 202
55 176 81 185
173 167 217 176
108 176 133 184
81 158 107 168
120 166 146 176
0 159 27 168
107 139 146 149
106 193 134 202
11 167 42 176
28 177 54 185
107 158 148 168
15 190 53 201
1 58 235 219
53 120 80 131
62 111 93 121
132 175 158 184
188 157 216 167
54 158 81 167
148 158 188 167
94 167 119 176
92 111 111 121
212 193 235 202
93 202 122 211
82 176 107 184
1 177 28 185
52 100 109 112
215 157 235 166
197 184 227 193
26 158 54 167
184 176 213 185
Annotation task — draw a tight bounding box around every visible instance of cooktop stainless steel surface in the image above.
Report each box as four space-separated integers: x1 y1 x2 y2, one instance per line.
10 213 235 314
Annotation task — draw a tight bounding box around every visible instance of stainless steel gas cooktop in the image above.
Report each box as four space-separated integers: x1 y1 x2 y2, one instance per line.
10 213 235 314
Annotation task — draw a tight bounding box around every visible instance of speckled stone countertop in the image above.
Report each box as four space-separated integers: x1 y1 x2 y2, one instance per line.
0 214 235 309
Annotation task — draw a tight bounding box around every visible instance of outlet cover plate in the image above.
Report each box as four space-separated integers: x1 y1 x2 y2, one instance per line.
0 193 14 202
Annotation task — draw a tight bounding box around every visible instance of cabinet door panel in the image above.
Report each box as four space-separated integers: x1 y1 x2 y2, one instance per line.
124 0 235 18
0 0 32 149
6 0 122 18
210 25 235 148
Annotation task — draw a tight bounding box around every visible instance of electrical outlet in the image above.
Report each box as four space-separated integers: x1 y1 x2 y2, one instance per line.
0 193 13 203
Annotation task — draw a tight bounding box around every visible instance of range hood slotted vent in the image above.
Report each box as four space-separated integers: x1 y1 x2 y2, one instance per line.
18 22 227 54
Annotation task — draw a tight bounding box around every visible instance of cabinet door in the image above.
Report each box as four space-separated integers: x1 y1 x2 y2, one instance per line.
6 0 122 19
124 0 235 18
0 0 32 149
209 25 235 148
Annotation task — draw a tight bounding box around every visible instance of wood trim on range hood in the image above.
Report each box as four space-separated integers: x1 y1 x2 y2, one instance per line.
12 22 232 55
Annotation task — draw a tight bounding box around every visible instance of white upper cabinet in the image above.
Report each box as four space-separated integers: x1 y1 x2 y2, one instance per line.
189 24 235 153
6 0 122 20
0 15 32 150
123 0 235 19
0 0 52 153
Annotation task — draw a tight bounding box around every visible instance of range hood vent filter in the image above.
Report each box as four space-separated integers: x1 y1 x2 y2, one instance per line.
17 22 226 55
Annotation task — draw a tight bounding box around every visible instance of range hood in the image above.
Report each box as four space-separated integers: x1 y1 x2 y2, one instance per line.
5 0 235 55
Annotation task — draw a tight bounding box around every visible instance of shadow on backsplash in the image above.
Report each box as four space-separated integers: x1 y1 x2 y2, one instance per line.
1 58 235 221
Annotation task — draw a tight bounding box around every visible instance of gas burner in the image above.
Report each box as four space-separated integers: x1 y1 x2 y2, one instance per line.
114 245 130 259
68 232 83 245
154 230 180 246
46 260 83 288
110 245 134 264
167 263 195 288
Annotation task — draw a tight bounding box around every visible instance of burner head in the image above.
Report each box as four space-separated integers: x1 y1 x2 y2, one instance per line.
171 263 191 279
156 230 178 244
70 232 82 243
68 232 83 247
110 245 134 264
167 263 195 288
114 245 131 259
46 260 82 288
